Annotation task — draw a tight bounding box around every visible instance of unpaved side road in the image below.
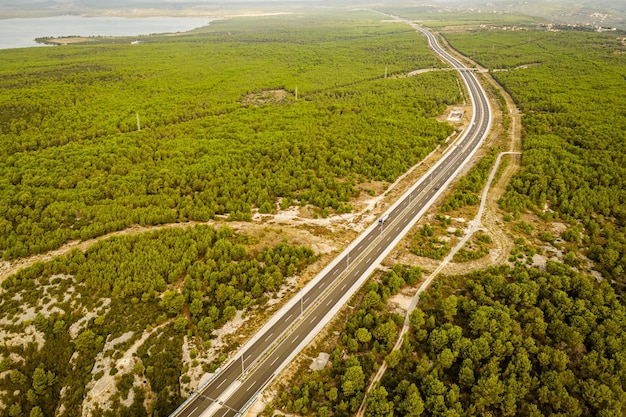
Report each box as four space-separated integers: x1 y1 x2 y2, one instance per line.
355 149 521 417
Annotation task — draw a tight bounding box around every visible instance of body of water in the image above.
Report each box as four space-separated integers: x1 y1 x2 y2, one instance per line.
0 15 212 50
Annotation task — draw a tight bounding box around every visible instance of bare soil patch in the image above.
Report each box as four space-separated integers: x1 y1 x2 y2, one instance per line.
492 62 541 72
446 107 465 122
82 321 168 416
242 89 292 106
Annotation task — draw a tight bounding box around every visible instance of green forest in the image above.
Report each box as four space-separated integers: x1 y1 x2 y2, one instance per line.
4 8 626 417
0 225 315 416
0 12 460 260
444 28 626 291
272 258 626 417
379 262 626 417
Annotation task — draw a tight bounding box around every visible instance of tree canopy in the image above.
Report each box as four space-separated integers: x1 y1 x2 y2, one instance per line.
0 13 459 260
380 263 626 417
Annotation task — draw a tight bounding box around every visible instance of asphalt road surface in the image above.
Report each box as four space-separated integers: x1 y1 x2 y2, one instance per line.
171 20 492 417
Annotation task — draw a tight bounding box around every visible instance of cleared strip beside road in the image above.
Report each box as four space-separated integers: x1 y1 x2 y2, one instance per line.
171 19 491 417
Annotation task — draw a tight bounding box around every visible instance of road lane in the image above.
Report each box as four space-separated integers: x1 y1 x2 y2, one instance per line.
172 20 491 417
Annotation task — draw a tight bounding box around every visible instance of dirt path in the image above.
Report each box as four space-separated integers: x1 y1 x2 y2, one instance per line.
355 93 523 417
437 64 523 276
0 123 459 287
0 222 206 284
0 219 339 286
0 86 473 287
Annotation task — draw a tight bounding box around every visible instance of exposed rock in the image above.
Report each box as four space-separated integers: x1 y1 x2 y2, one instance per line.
310 352 330 371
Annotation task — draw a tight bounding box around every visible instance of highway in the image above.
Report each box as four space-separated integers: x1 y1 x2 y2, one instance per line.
171 20 491 417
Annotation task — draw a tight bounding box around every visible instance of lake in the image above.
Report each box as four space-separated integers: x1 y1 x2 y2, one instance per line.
0 15 212 50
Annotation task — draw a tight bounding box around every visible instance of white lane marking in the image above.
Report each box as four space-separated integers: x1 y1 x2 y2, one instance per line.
191 406 198 414
341 284 347 290
264 333 273 342
292 336 299 344
216 378 227 389
271 356 279 366
310 316 318 324
246 382 256 392
327 299 334 306
286 314 293 320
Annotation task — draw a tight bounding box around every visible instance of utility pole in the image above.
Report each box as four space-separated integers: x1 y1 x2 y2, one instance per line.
136 113 141 131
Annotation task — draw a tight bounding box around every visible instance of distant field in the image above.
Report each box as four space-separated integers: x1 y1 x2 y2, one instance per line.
383 1 624 29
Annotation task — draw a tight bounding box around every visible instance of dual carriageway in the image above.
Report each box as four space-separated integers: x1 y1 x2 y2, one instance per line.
173 18 493 417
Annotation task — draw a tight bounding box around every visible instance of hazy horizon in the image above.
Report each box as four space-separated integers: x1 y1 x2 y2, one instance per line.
0 0 624 29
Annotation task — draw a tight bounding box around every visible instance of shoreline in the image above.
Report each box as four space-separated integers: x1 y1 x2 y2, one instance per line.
0 15 214 50
0 12 295 49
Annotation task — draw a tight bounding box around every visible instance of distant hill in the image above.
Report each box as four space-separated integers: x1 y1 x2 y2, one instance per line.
2 0 625 29
0 0 323 18
447 0 626 29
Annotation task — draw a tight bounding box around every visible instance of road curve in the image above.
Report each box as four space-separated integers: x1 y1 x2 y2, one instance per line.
171 20 492 417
